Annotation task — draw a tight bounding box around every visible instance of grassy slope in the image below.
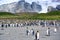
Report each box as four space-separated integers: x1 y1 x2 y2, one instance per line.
0 12 17 18
0 11 60 20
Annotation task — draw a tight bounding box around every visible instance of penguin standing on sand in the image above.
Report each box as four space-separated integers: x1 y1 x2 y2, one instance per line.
35 31 39 40
46 27 50 36
54 27 57 33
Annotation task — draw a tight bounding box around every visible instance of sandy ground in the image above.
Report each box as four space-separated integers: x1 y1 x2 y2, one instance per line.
0 26 60 40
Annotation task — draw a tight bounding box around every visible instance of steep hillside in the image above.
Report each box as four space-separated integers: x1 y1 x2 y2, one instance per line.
0 0 42 13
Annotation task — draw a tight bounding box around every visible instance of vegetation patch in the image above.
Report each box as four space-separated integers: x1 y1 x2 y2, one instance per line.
0 11 60 20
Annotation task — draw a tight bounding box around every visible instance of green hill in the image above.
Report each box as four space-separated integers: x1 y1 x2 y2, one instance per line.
0 11 60 20
47 11 60 15
0 12 15 15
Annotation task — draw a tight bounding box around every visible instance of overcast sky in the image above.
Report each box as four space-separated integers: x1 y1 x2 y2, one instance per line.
0 0 60 6
0 0 60 5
